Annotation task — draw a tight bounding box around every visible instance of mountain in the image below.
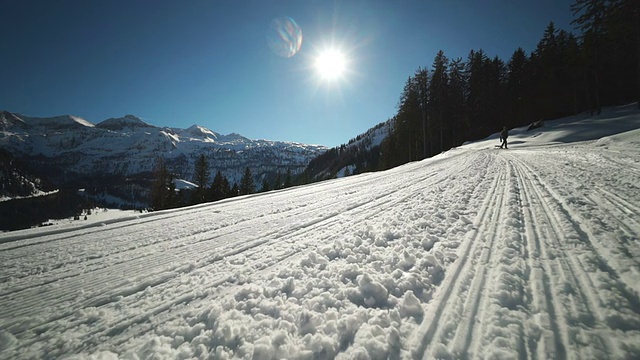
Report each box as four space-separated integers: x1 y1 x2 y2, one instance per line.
1 104 639 358
302 118 392 181
0 111 327 207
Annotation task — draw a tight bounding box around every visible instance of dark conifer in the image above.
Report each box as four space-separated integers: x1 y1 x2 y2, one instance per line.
210 170 229 201
284 168 292 188
191 154 210 204
261 178 271 192
150 157 169 210
230 183 240 197
428 50 449 153
447 58 466 147
572 0 607 114
239 167 255 195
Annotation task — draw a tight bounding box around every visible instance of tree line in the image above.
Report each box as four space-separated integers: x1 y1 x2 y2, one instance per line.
379 0 638 169
149 155 294 210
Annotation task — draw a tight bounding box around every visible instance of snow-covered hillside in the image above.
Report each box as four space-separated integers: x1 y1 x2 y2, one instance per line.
345 119 391 150
1 104 639 359
0 111 328 184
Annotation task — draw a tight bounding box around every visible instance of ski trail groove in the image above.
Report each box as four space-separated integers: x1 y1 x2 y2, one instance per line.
506 153 640 358
512 155 640 314
93 164 460 348
463 159 530 360
511 158 570 360
410 152 505 359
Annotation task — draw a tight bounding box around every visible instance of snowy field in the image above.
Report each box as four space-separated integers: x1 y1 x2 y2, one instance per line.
1 104 640 359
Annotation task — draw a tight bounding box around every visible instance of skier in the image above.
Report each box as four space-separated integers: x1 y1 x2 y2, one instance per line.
499 126 508 149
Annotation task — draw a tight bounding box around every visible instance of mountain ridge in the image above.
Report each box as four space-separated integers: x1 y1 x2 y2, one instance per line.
0 110 329 208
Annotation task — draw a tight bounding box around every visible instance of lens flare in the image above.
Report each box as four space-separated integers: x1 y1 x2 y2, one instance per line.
267 16 303 58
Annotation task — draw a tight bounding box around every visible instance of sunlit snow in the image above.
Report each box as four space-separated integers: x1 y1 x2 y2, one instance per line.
1 104 639 359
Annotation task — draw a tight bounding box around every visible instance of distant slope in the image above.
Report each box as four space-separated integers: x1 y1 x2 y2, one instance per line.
302 118 392 181
0 148 54 202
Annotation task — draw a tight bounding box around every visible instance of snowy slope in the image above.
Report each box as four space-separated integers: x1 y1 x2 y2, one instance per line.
1 105 639 359
345 119 391 150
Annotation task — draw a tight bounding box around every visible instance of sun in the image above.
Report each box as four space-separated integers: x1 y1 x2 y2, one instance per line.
315 49 347 80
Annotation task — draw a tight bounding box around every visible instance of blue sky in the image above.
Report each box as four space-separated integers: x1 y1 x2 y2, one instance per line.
0 0 574 147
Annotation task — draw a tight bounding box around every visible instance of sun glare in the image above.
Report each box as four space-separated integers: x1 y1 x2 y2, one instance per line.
315 49 347 80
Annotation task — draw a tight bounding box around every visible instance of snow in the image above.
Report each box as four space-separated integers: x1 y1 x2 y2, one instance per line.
96 115 154 131
17 114 95 128
1 104 640 359
336 165 356 178
10 208 147 235
0 189 59 202
174 178 197 190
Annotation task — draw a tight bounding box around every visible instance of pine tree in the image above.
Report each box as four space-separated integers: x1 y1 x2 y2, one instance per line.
379 118 400 170
447 57 467 145
465 49 491 138
622 0 640 107
210 170 230 201
150 157 169 210
150 157 177 210
222 176 231 197
531 22 563 119
239 167 255 195
415 68 429 158
564 32 583 115
191 154 210 204
260 178 271 192
230 183 240 197
284 168 292 188
428 50 449 153
488 56 507 131
607 0 640 107
572 0 607 114
396 76 422 161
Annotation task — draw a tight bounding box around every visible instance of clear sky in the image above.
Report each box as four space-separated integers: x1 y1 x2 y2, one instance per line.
0 0 575 147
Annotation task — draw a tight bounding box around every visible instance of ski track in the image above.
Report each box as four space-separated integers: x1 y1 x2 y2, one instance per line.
507 151 640 359
1 152 478 357
412 153 521 359
97 158 468 353
411 146 640 360
2 136 640 358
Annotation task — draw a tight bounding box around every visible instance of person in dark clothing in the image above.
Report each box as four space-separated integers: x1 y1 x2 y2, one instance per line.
499 126 508 149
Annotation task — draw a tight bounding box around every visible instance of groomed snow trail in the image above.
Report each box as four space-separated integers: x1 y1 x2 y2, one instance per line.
1 113 640 359
411 144 640 360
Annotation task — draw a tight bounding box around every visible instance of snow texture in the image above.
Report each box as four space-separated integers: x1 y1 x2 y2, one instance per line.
1 104 640 359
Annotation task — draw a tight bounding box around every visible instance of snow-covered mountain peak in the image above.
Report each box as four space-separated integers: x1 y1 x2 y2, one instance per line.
69 115 94 127
220 132 249 142
0 111 26 130
19 114 95 129
183 124 219 140
96 115 154 131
